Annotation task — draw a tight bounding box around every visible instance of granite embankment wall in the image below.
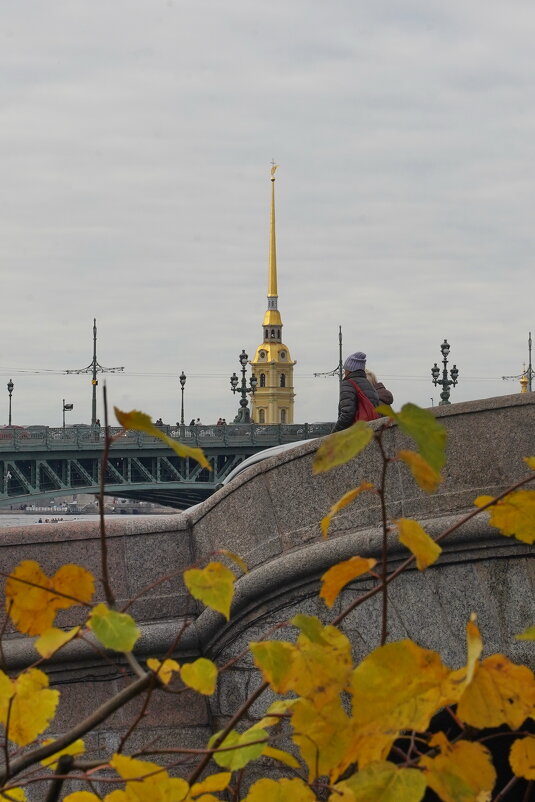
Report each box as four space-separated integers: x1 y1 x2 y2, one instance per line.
1 393 534 772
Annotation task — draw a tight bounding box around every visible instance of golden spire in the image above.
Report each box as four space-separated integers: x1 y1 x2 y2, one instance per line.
268 161 278 299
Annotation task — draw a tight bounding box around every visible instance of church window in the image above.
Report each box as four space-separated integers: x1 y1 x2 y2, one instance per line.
265 329 268 339
280 373 286 387
260 373 266 387
277 329 280 338
280 409 287 423
259 409 266 424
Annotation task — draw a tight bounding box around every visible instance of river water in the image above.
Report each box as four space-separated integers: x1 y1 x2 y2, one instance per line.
0 513 164 529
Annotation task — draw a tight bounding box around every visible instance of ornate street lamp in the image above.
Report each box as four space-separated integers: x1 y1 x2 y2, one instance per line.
431 339 459 405
179 371 187 426
230 350 258 423
7 379 14 426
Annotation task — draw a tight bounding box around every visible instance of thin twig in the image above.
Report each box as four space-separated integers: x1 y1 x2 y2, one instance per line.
2 696 13 782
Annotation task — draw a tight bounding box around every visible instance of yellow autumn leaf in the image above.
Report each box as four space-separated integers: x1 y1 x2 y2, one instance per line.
88 604 140 652
262 745 301 769
0 789 27 801
398 449 443 493
320 556 377 608
63 795 101 802
395 518 442 570
190 772 231 796
110 753 189 801
243 778 316 802
420 734 496 802
114 407 211 471
474 490 535 544
49 564 95 609
456 654 535 729
35 626 80 659
5 561 94 637
524 456 535 470
291 617 353 707
332 761 426 802
291 696 352 782
320 482 375 537
40 737 85 769
444 614 484 705
312 422 373 475
0 668 59 746
184 562 235 620
346 640 450 769
509 735 535 780
180 658 218 695
146 658 180 686
515 625 535 640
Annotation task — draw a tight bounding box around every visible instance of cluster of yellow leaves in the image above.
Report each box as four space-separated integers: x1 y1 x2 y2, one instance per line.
248 614 535 798
64 755 231 802
5 560 94 639
0 668 59 746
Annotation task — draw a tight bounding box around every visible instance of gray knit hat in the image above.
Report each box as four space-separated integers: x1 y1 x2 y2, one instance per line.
344 351 367 372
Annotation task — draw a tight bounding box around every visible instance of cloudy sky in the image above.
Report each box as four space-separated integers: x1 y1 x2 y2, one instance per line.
1 0 534 428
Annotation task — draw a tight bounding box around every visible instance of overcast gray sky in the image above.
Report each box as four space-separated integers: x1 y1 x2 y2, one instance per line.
1 0 534 427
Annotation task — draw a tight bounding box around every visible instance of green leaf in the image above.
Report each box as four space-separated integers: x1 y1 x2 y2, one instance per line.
291 614 329 644
180 658 218 695
312 423 373 474
382 403 447 472
333 761 426 802
87 603 140 652
208 728 268 770
184 561 235 620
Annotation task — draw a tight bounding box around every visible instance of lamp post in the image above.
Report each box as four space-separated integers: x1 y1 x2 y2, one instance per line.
7 379 14 426
230 350 257 423
179 371 187 426
62 399 74 430
431 340 459 405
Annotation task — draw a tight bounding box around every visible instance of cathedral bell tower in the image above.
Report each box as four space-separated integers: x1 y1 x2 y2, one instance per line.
250 165 296 424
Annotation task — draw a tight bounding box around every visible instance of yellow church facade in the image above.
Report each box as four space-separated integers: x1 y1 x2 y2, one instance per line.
250 166 296 424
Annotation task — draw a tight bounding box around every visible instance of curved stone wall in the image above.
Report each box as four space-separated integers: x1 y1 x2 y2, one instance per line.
1 393 534 781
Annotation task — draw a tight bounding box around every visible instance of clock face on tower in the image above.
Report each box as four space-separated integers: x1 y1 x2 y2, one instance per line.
260 350 266 359
280 351 286 359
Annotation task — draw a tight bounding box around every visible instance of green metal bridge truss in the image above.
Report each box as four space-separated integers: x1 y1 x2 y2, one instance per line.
0 423 332 509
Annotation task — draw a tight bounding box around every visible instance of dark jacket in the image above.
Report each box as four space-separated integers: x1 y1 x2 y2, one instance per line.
333 370 380 432
374 382 393 406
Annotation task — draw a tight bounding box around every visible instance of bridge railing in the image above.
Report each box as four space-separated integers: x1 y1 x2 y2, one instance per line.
0 423 333 451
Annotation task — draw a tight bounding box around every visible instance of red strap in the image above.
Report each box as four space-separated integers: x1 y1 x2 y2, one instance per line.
348 380 380 422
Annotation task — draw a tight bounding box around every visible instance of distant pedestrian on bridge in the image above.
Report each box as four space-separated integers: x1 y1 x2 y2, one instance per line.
365 369 394 406
333 351 380 432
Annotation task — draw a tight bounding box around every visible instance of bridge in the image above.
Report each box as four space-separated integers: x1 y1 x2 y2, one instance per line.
0 422 332 508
